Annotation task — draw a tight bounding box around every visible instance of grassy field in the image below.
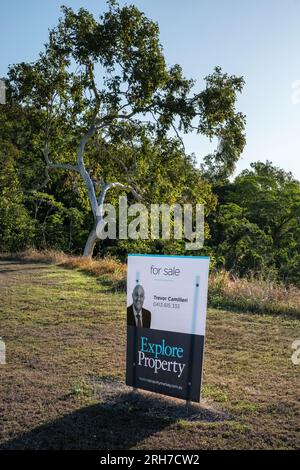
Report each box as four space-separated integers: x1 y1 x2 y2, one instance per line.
0 259 299 450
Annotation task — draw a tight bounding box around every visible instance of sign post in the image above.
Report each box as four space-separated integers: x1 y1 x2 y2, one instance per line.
126 254 210 403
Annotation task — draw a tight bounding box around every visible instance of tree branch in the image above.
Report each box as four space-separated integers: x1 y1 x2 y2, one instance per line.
106 181 144 202
43 143 79 172
97 178 144 213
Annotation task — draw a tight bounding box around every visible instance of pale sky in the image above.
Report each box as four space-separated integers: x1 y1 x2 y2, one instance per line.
1 0 300 179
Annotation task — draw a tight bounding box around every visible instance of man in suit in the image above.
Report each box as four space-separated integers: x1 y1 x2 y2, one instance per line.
127 284 151 328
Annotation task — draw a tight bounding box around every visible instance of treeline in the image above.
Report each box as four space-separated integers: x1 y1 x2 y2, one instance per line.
1 126 300 286
0 2 300 286
208 162 300 284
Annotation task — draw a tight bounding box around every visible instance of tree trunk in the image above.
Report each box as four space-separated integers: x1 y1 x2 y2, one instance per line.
83 223 98 257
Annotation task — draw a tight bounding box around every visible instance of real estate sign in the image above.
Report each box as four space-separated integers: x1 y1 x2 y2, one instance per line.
126 254 210 402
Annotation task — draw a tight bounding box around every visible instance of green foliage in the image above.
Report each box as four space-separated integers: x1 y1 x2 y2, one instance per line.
199 67 246 181
3 1 243 258
0 141 34 250
4 3 298 286
0 1 300 284
209 161 300 284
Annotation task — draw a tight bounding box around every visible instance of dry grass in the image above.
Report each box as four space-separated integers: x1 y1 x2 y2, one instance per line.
1 249 300 317
209 270 300 318
0 260 299 449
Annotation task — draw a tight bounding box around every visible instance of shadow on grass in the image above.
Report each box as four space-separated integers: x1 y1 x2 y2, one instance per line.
0 384 227 450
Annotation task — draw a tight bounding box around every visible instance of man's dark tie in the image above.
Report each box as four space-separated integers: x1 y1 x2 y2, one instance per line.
136 313 142 328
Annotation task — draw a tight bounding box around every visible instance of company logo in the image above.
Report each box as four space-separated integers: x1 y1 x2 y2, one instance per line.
138 336 186 378
291 339 300 365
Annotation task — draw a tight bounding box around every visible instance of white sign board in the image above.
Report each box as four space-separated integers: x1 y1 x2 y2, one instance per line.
126 254 210 402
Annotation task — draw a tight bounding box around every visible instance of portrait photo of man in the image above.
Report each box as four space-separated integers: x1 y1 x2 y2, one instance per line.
127 284 151 328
